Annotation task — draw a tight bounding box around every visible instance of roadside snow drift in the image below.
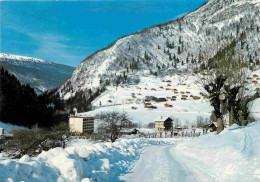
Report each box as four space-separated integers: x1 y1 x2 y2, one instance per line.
174 121 260 182
0 138 175 182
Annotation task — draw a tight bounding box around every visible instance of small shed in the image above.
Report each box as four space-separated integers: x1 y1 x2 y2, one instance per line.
164 103 173 108
176 127 183 131
208 122 217 132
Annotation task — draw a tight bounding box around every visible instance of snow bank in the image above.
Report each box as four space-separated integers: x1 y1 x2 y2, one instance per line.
0 138 175 182
174 121 260 182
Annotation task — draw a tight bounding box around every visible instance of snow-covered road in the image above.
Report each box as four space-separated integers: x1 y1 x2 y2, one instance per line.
120 145 199 182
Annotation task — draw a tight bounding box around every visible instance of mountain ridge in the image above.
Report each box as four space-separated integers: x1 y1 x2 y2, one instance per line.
59 0 260 102
0 53 75 94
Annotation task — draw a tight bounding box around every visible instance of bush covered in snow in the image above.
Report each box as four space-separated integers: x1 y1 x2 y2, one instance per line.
0 138 175 182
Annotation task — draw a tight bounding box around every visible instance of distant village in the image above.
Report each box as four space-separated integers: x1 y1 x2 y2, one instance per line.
66 113 217 138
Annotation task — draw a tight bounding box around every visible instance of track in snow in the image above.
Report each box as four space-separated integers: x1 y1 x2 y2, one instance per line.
120 145 198 182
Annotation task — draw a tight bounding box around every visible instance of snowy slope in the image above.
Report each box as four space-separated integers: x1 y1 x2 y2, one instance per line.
0 53 75 93
59 0 260 100
78 69 260 126
0 53 49 64
173 121 260 182
1 122 260 181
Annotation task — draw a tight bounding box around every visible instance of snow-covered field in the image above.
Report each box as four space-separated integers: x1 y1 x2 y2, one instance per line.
1 122 260 181
0 138 176 182
173 121 260 182
80 70 260 126
80 74 212 126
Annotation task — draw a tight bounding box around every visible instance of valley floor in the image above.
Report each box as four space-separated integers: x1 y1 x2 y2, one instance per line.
1 122 260 182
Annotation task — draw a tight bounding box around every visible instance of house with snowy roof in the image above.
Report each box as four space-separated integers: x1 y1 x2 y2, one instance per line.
154 117 173 131
208 122 217 132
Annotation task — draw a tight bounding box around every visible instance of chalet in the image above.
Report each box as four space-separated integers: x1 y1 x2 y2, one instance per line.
144 102 152 108
253 74 258 78
208 122 217 132
121 119 133 128
252 80 258 84
186 91 191 94
176 127 183 131
151 88 157 91
164 103 173 108
160 86 164 89
167 84 172 86
255 88 260 91
156 98 167 102
120 129 139 135
147 105 157 109
166 80 172 83
154 117 173 131
69 116 94 134
145 96 157 101
131 106 138 110
193 96 201 100
181 91 185 94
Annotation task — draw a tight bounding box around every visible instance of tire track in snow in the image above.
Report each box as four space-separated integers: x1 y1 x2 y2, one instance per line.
119 145 198 182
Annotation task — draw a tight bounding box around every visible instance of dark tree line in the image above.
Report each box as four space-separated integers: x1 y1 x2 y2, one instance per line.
0 67 67 128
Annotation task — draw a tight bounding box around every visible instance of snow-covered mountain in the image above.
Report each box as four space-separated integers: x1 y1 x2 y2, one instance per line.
59 0 260 100
0 53 75 93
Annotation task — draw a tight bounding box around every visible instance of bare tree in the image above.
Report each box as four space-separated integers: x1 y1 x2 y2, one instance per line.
4 122 71 157
50 122 70 149
147 122 154 128
196 116 204 128
96 111 129 142
5 128 47 157
197 40 257 133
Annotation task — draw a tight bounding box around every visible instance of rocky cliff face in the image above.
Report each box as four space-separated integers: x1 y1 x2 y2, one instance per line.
59 0 260 100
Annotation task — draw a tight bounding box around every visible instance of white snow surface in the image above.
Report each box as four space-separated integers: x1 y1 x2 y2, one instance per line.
0 138 175 182
1 122 260 181
0 53 49 64
173 121 260 182
80 70 260 126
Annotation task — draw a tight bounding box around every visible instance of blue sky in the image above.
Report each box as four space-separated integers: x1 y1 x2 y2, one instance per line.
0 0 207 67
